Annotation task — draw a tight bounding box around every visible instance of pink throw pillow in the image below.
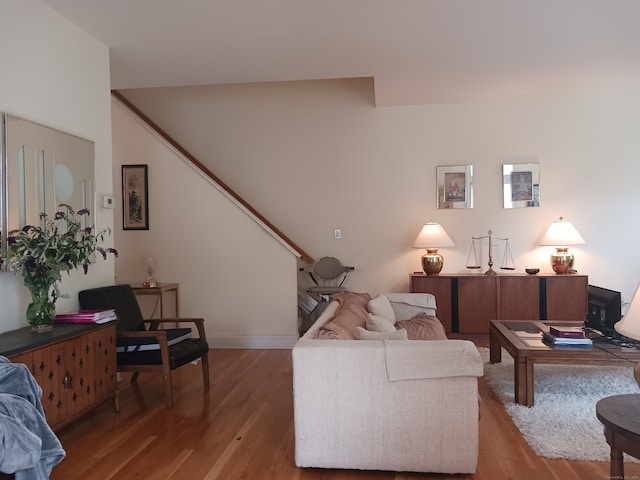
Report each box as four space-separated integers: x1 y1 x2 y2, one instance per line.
395 313 447 340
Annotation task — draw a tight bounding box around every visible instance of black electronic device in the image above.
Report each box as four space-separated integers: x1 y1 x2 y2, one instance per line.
585 284 622 336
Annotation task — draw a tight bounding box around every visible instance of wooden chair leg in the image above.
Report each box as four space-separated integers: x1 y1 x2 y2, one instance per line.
131 372 140 383
164 375 173 408
201 353 210 391
163 362 173 408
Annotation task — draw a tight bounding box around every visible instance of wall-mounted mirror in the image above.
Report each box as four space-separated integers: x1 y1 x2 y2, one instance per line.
1 113 95 269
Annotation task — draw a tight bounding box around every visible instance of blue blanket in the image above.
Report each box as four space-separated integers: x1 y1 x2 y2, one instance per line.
0 356 65 479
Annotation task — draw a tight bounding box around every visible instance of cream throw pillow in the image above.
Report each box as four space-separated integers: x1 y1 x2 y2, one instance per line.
357 327 408 340
366 313 397 333
367 294 396 324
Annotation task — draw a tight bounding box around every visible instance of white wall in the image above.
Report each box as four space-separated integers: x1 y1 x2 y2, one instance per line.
119 78 640 311
111 99 299 347
0 0 114 332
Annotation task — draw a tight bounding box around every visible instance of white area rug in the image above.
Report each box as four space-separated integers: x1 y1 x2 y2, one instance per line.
480 347 640 461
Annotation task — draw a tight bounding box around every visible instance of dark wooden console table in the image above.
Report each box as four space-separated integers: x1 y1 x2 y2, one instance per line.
0 322 118 431
410 273 588 333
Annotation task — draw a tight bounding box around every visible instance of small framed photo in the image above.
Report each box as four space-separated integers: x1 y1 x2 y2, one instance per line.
503 162 539 208
437 165 473 209
122 164 149 230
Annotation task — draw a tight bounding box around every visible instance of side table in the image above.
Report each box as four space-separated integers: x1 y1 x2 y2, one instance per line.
596 393 640 479
131 283 180 318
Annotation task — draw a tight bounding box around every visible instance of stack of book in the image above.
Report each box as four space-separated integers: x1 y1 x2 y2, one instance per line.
54 309 117 324
542 325 592 346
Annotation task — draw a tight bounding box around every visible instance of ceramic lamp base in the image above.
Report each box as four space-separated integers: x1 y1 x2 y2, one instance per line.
421 249 444 276
551 247 574 274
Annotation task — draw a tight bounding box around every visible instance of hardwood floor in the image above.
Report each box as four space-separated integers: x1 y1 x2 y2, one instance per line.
50 345 640 480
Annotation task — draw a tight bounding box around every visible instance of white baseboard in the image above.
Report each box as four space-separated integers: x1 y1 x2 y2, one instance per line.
207 335 298 349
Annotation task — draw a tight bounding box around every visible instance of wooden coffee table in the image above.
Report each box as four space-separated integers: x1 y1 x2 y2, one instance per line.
489 320 640 407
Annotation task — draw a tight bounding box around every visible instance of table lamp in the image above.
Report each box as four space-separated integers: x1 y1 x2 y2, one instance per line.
615 283 640 341
143 255 159 287
539 217 585 274
614 283 640 385
412 222 455 275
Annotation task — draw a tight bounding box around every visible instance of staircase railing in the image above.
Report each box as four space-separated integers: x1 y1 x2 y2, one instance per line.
112 90 314 264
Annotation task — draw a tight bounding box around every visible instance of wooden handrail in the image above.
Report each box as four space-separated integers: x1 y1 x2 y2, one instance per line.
112 90 314 264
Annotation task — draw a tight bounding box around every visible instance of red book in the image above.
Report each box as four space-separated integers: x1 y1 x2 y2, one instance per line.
549 325 585 338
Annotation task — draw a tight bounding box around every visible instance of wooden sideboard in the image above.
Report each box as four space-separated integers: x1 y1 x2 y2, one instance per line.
410 273 588 333
0 322 118 432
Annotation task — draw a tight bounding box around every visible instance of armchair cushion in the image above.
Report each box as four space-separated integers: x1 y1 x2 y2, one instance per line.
118 336 209 369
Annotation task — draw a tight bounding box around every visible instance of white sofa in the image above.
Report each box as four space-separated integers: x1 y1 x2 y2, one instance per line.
292 292 483 474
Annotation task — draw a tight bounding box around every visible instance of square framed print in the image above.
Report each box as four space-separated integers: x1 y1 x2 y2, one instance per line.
122 164 149 230
503 162 539 208
437 165 473 209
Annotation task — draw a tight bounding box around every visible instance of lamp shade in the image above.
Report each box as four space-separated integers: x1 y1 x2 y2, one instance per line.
615 283 640 341
412 222 455 249
539 217 585 246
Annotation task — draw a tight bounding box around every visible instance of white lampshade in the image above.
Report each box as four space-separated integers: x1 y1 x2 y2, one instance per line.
539 217 585 246
412 222 454 276
412 222 455 248
615 283 640 341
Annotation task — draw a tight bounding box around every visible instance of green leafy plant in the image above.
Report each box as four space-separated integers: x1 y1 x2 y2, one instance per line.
6 204 118 301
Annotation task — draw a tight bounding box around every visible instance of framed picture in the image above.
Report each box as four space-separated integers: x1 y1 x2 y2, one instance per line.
503 162 539 208
437 165 473 209
122 164 149 230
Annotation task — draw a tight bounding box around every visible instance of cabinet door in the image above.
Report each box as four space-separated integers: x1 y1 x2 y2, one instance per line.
92 325 117 404
458 276 498 333
410 275 453 333
32 342 67 428
65 333 95 419
545 275 588 320
499 276 540 320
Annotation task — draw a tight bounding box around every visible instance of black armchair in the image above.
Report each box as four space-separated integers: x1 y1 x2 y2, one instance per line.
78 284 210 408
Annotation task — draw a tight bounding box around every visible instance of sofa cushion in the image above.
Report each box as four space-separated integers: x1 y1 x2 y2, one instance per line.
367 294 396 324
314 291 371 340
357 327 408 340
395 313 447 340
366 313 397 333
386 293 437 319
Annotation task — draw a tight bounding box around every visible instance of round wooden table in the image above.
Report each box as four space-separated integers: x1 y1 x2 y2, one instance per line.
596 393 640 479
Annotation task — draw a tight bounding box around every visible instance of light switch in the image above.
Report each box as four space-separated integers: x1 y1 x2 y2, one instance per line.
102 195 114 209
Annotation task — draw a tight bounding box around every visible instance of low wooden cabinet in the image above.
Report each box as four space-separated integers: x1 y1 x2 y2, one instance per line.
410 273 588 333
0 322 117 431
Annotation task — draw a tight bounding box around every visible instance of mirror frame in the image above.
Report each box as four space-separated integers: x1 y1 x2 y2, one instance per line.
502 162 540 209
1 112 95 270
